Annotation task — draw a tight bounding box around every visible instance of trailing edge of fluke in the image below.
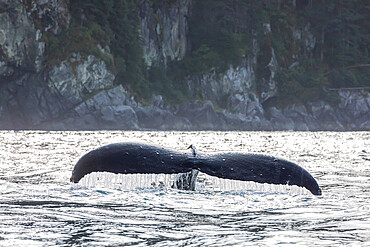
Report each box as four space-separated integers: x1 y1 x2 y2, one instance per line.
70 143 322 195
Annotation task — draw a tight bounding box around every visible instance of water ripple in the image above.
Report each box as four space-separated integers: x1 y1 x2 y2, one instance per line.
0 131 369 246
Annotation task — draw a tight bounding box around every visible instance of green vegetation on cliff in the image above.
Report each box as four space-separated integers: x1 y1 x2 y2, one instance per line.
43 0 369 104
43 0 149 96
275 0 370 103
186 1 265 72
184 0 369 104
306 0 370 88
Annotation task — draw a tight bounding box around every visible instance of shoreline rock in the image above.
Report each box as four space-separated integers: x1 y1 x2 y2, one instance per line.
1 85 368 131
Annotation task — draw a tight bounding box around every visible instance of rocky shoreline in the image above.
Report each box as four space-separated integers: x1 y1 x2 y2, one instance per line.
2 79 369 131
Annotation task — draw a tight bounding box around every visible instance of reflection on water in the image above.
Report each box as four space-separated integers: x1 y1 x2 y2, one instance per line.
0 131 369 246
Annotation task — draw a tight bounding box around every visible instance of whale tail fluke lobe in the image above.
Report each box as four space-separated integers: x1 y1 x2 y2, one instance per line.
71 143 321 195
195 154 321 195
70 143 194 183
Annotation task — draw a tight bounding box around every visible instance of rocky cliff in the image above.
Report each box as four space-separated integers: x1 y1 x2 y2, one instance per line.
0 0 369 131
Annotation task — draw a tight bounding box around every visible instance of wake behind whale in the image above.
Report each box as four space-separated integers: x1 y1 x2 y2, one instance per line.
70 143 321 195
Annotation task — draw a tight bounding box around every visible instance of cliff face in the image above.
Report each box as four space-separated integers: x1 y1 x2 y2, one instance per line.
0 0 69 75
139 0 190 67
0 0 369 130
0 0 127 129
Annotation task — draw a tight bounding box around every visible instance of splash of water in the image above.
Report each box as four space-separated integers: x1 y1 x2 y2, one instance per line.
78 172 309 195
79 172 178 190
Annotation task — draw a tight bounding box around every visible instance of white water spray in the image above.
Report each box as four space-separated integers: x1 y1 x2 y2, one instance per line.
79 172 178 190
78 171 309 195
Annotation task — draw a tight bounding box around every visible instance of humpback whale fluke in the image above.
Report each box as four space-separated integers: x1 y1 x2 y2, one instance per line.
70 143 321 195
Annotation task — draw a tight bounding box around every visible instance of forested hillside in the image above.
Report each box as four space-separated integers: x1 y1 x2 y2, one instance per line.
0 0 369 130
44 0 369 103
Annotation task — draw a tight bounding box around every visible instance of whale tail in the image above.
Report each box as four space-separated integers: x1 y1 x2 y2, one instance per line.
71 143 321 195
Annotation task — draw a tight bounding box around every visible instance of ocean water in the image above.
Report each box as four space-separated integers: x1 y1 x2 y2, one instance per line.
0 131 369 246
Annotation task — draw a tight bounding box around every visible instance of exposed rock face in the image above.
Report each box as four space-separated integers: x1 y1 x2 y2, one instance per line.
136 106 191 130
187 62 255 106
139 0 190 67
265 90 370 131
177 100 227 130
281 104 310 131
337 90 370 130
291 25 316 58
0 0 70 77
187 61 263 117
1 73 62 128
0 0 369 131
186 61 272 130
228 93 264 118
0 0 41 76
67 85 139 130
0 53 120 129
0 0 134 130
259 47 278 102
48 54 115 109
267 107 296 130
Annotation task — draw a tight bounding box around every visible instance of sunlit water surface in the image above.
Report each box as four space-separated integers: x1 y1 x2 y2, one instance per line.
0 131 369 246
